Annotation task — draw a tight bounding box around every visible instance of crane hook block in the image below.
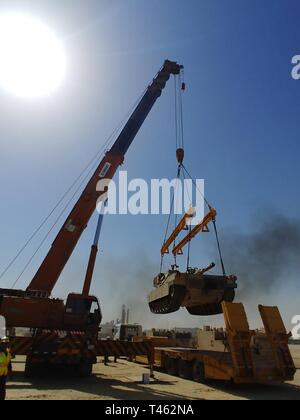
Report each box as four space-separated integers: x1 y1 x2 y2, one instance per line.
176 148 185 164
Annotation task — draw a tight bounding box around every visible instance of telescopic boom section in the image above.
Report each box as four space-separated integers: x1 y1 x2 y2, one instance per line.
27 60 183 294
82 211 104 297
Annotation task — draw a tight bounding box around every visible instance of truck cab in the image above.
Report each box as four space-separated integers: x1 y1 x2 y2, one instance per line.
64 294 102 333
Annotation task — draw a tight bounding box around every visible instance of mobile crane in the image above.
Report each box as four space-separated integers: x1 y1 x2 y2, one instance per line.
0 60 183 336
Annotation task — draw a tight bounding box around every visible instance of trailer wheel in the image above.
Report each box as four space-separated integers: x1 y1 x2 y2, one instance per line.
77 359 93 377
178 359 193 380
192 361 206 383
165 357 179 376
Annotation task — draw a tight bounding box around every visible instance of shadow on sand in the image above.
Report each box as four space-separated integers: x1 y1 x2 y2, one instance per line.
7 361 300 400
7 369 203 401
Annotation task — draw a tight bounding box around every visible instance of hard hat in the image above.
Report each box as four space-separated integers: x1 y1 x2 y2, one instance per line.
0 336 9 343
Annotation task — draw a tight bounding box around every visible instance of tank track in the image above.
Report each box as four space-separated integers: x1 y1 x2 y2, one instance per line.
149 285 186 314
186 289 235 316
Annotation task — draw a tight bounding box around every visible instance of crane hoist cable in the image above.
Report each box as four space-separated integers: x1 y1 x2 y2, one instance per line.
181 164 227 276
160 70 185 271
160 70 227 276
181 164 212 210
172 72 187 265
174 76 179 150
179 70 185 150
186 223 192 271
160 71 186 271
159 160 184 273
213 219 226 276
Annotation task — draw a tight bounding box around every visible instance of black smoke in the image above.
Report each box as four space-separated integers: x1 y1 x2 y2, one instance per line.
92 214 300 327
218 214 300 299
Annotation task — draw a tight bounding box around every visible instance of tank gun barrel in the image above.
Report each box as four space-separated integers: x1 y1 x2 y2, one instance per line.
196 262 216 276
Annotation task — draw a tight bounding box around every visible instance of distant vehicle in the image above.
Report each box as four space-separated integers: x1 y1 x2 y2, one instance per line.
99 323 116 340
114 324 143 341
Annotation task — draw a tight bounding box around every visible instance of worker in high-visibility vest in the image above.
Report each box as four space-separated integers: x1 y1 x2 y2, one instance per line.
0 337 12 401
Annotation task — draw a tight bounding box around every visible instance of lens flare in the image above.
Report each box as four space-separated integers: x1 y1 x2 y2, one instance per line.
0 14 66 98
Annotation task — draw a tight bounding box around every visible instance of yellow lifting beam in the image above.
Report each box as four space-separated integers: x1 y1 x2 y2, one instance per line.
172 208 217 256
161 208 195 255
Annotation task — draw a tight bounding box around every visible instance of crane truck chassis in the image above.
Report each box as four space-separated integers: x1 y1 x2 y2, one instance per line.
9 330 153 377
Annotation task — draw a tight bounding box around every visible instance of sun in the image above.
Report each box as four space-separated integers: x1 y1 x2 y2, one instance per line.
0 14 66 99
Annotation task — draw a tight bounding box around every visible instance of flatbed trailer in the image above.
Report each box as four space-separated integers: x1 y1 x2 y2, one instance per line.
149 303 296 384
9 331 152 377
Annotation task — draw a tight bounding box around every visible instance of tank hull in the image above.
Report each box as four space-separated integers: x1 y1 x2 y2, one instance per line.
148 271 237 316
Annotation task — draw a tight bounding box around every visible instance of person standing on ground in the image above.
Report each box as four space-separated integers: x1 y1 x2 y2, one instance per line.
0 337 12 401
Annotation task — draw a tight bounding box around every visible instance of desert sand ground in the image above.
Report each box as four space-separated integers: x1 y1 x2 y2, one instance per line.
6 346 300 401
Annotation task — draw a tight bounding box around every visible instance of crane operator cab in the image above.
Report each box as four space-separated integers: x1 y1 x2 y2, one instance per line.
64 294 102 333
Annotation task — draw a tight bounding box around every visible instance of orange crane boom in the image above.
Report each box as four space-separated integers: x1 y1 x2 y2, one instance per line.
27 60 183 295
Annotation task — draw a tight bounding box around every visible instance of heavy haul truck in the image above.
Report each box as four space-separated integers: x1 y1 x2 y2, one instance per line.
135 302 296 384
0 60 185 375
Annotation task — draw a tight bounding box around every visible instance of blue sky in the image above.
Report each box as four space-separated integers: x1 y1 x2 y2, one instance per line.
0 0 299 328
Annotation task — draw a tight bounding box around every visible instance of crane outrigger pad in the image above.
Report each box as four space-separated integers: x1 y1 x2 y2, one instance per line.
148 269 237 316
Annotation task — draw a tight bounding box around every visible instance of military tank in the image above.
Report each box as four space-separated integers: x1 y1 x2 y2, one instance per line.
148 263 237 316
